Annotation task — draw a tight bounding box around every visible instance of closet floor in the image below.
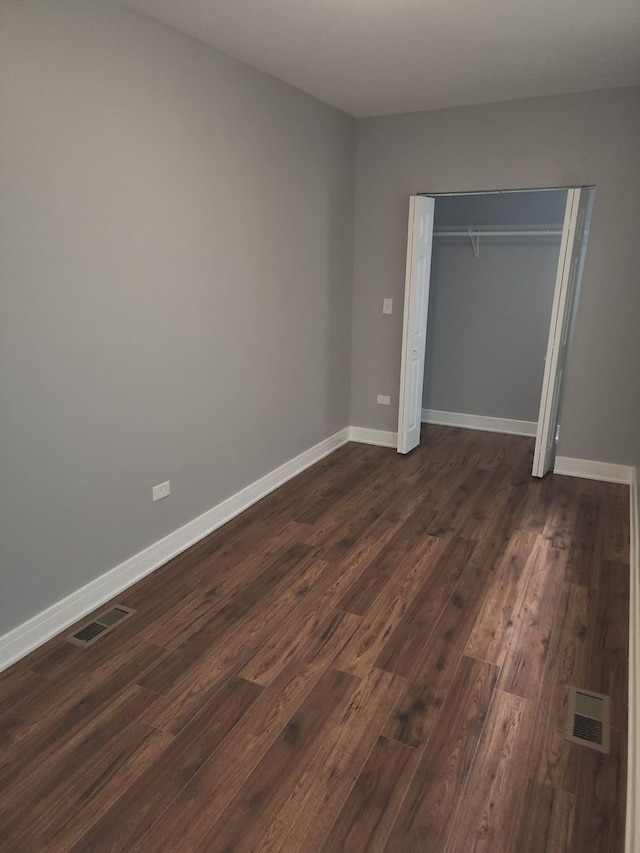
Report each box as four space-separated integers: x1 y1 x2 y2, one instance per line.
0 425 630 852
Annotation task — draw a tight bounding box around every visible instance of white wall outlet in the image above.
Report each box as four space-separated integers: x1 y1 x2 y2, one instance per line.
377 394 391 405
152 480 171 502
383 298 393 315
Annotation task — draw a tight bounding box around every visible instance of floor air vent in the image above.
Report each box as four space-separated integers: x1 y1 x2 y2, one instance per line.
565 687 610 753
67 605 135 647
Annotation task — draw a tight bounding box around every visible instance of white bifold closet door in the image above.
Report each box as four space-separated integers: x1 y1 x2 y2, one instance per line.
397 196 435 454
532 187 590 477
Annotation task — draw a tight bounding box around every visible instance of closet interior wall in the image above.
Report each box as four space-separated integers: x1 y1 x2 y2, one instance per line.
422 190 567 428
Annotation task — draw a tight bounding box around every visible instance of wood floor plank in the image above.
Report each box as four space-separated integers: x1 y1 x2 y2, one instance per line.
456 465 514 542
464 531 539 666
600 484 630 563
69 676 263 853
517 476 558 535
0 641 165 788
135 611 360 851
570 727 627 853
531 582 591 794
18 723 173 853
406 445 470 502
312 466 436 566
249 667 406 853
333 535 448 678
193 667 358 853
145 559 334 734
307 486 399 563
542 475 580 550
320 735 419 853
565 492 604 587
312 484 433 592
141 519 311 650
384 655 498 852
293 451 384 525
442 689 534 853
476 474 531 547
3 625 165 727
382 540 499 747
332 466 452 562
498 543 567 699
426 468 491 538
238 546 374 686
0 667 53 726
137 543 320 696
0 667 47 708
587 560 629 730
0 683 160 840
513 780 576 853
336 498 449 616
375 537 477 678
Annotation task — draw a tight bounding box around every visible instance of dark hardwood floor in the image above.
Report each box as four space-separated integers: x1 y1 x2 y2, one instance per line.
0 425 630 852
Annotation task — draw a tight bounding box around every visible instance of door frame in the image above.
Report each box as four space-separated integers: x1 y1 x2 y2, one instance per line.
397 184 594 471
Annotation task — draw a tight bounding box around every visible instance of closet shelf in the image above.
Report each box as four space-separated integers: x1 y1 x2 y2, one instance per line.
433 224 563 256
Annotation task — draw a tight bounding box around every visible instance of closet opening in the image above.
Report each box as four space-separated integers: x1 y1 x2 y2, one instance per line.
397 187 595 478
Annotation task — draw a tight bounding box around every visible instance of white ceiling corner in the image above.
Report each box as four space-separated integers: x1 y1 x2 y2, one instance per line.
119 0 640 117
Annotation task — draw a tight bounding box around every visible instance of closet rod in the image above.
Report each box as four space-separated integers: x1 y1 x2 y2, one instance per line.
434 229 562 237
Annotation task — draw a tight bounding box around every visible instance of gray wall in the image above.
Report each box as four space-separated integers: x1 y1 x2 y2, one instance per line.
433 189 567 228
423 190 565 422
350 87 640 465
0 0 355 635
423 240 560 421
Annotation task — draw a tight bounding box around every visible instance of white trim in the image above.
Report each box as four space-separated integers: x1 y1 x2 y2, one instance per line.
553 456 634 485
533 188 582 478
424 186 591 197
397 195 435 455
627 466 639 853
0 428 350 673
348 426 398 448
421 408 537 437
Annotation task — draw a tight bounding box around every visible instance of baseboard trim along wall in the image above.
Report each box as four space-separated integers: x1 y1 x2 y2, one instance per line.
348 426 398 448
553 456 635 485
421 408 537 437
0 427 350 673
626 466 640 853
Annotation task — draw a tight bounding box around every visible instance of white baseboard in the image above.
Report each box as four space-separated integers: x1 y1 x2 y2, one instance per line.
0 427 350 673
553 456 634 485
627 466 639 853
348 426 398 448
421 408 537 437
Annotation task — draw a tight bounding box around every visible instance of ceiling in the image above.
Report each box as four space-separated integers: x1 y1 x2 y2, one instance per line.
119 0 640 118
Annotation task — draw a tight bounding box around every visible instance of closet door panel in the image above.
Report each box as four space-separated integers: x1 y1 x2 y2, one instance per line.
398 196 434 454
533 188 590 477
